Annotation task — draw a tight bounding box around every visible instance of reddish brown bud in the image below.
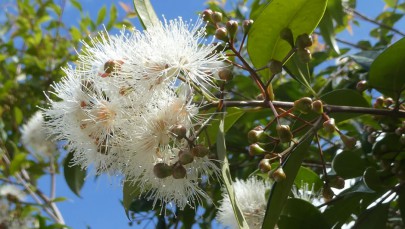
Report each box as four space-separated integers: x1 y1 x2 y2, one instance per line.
259 159 272 173
218 68 233 81
242 20 253 34
296 33 313 48
271 167 286 182
202 9 213 22
356 80 368 92
192 144 210 157
172 164 187 179
178 150 194 165
153 163 173 179
215 28 228 41
226 20 238 40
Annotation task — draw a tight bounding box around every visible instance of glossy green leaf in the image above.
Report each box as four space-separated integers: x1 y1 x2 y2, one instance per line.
217 114 249 229
247 0 327 70
363 167 385 192
284 54 315 95
349 51 382 71
262 129 315 229
319 10 340 54
278 198 330 229
369 37 405 98
63 152 86 197
123 180 141 219
294 166 323 192
327 0 344 26
332 149 367 179
200 107 244 145
321 89 369 122
133 0 159 29
353 203 389 229
96 6 107 25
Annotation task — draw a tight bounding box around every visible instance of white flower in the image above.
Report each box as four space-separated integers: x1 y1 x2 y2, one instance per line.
291 181 324 207
123 17 224 93
0 184 26 201
217 177 272 229
21 111 57 158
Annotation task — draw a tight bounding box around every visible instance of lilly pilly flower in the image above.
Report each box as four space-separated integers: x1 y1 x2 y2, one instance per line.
217 177 272 229
21 111 57 158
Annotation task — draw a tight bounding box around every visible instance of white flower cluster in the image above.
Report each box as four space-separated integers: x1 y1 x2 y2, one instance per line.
217 177 323 229
44 17 224 209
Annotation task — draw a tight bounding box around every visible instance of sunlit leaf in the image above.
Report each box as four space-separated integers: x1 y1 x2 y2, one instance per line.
63 152 86 197
133 0 159 29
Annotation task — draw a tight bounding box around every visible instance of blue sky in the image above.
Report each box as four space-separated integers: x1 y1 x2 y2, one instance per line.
34 0 402 229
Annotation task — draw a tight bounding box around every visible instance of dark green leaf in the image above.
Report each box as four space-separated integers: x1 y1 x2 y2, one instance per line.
349 50 382 71
278 198 330 229
352 203 389 229
9 153 26 175
123 180 142 219
332 149 367 179
96 6 107 25
248 0 327 72
70 0 82 11
321 89 369 122
319 10 340 54
13 107 23 125
284 54 315 95
398 185 405 223
133 0 159 29
262 129 315 229
63 152 86 197
216 114 249 229
369 37 405 98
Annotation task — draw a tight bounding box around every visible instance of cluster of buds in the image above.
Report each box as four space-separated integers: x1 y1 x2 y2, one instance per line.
202 9 253 43
293 97 324 114
373 96 395 109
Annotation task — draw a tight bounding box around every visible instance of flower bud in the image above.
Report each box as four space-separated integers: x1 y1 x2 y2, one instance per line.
329 176 345 189
153 163 173 179
242 20 253 34
297 48 311 63
249 143 266 156
248 129 264 144
323 118 336 133
268 59 283 75
294 97 313 114
192 144 210 157
276 125 293 143
259 159 272 173
271 167 286 182
384 97 394 107
103 60 124 76
178 150 194 165
280 27 294 47
202 9 213 22
340 134 357 150
211 11 223 23
356 80 368 92
296 33 313 48
311 100 324 114
218 68 233 81
374 96 384 108
322 184 334 201
400 135 405 145
367 135 376 144
226 20 238 40
215 28 228 42
171 125 187 140
172 164 187 179
395 127 405 136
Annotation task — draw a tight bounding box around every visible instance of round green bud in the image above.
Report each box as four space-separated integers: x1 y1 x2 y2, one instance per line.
215 28 228 42
226 20 238 40
297 48 312 63
268 59 283 75
178 150 194 165
271 168 286 182
323 118 336 133
249 143 266 156
311 100 324 114
276 125 293 143
296 33 313 48
280 27 294 47
218 68 233 81
340 134 357 150
259 159 272 173
211 11 223 23
384 97 394 107
153 163 173 179
294 97 313 114
192 144 210 157
242 20 253 34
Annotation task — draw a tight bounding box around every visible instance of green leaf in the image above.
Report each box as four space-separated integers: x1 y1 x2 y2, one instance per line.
319 10 340 54
200 107 244 145
106 5 118 30
327 0 344 26
294 166 323 192
9 153 26 175
262 129 315 229
278 198 330 229
13 107 23 125
321 89 369 123
284 54 315 95
369 37 405 99
332 149 367 179
363 167 385 192
133 0 159 29
247 0 327 71
216 113 249 229
122 180 142 219
349 51 382 71
70 0 82 11
63 152 86 197
97 6 107 25
398 185 405 223
352 203 389 229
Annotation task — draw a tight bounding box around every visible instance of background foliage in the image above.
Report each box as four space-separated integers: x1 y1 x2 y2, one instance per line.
1 0 405 228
